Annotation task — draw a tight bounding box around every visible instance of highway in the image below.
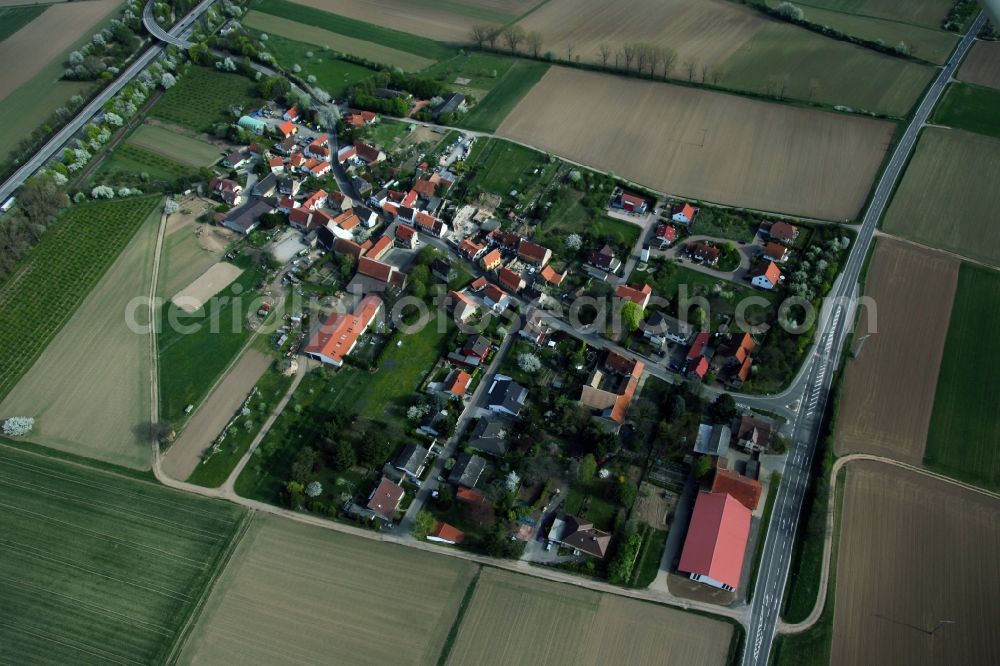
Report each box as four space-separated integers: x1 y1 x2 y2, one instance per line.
741 12 987 666
142 0 194 48
0 0 216 205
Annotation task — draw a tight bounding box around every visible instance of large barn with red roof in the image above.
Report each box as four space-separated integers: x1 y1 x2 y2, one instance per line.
678 491 751 592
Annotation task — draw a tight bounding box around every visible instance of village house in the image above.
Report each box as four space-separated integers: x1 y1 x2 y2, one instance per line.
330 236 365 258
345 109 377 127
366 477 404 522
433 92 466 119
354 141 385 164
655 223 677 248
588 243 621 273
268 156 284 175
678 491 751 591
467 418 510 457
480 248 502 272
482 284 511 312
750 261 782 290
735 415 773 453
448 290 479 323
763 241 790 263
432 258 456 283
641 311 694 348
695 422 732 457
714 332 756 385
519 309 551 346
393 444 430 483
539 265 566 286
367 235 393 261
278 176 301 197
447 334 490 368
274 136 299 155
578 350 644 427
276 120 297 139
328 191 353 213
415 211 447 237
355 256 407 293
497 266 526 293
768 220 799 244
395 223 418 249
672 202 698 225
337 144 358 165
303 294 383 367
306 134 330 160
427 522 465 545
615 282 652 309
443 369 472 399
282 106 299 122
486 375 528 417
448 452 485 488
223 149 251 170
460 238 486 261
253 174 278 198
549 515 611 558
209 177 243 206
611 189 648 215
517 240 552 267
711 469 763 511
686 331 712 379
688 241 721 266
220 198 273 235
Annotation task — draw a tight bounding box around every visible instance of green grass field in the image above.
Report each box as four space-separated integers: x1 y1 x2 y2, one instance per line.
457 60 549 132
157 268 264 425
788 0 954 28
463 137 558 198
249 0 456 62
924 264 1000 491
0 442 246 664
722 23 934 117
931 82 1000 138
186 366 293 487
91 143 195 185
249 31 377 96
150 66 259 133
766 0 957 63
883 128 1000 268
127 124 222 166
0 4 47 42
532 187 640 258
0 196 159 401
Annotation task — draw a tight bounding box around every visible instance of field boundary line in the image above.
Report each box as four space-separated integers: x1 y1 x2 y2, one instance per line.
873 229 1000 273
778 453 1000 635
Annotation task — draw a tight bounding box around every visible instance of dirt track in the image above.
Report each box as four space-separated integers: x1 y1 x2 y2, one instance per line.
830 461 1000 665
957 40 1000 89
836 237 959 463
498 67 893 220
161 349 271 482
0 0 121 102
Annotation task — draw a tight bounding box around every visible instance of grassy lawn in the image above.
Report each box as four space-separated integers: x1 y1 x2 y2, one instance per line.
150 66 259 133
532 187 637 260
186 366 294 487
0 196 159 401
463 137 558 199
247 31 377 96
630 527 667 588
690 207 760 243
931 82 1000 139
0 442 247 664
127 124 222 166
157 268 265 425
91 143 195 185
0 5 46 42
722 22 933 116
455 60 549 132
562 480 619 532
924 264 1000 491
361 117 416 148
249 0 455 62
883 128 1000 269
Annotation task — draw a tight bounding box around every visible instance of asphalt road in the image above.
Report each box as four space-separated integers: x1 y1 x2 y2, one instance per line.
0 0 217 205
741 13 987 666
142 0 193 48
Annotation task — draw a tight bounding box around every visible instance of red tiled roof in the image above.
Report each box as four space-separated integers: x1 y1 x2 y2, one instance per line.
278 120 296 137
687 331 710 359
268 156 283 168
304 295 382 365
368 235 392 259
460 238 484 258
470 276 487 291
288 207 312 228
334 209 360 230
457 487 487 503
444 370 472 397
402 190 418 208
751 261 782 285
302 190 327 210
429 522 465 543
411 178 437 197
366 476 403 520
677 202 697 219
615 282 651 307
497 266 524 292
688 355 709 378
622 193 645 207
483 283 508 304
764 242 787 261
358 256 393 282
415 211 437 230
396 224 417 241
517 240 550 265
711 470 762 511
769 221 798 241
656 224 677 242
540 265 564 285
736 356 752 382
481 248 502 268
678 491 751 590
333 237 363 258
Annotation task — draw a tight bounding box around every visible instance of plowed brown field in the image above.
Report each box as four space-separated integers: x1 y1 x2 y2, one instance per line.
958 40 1000 90
831 462 1000 665
497 67 893 220
836 238 959 463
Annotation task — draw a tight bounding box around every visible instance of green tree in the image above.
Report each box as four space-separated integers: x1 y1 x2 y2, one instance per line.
694 455 714 479
578 453 598 480
711 393 738 423
330 439 356 471
290 447 319 483
621 301 643 332
411 510 437 539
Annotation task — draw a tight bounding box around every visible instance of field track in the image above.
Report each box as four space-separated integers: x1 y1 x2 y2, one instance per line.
498 66 894 220
836 237 959 463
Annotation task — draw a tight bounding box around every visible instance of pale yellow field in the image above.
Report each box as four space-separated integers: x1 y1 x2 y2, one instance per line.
958 40 1000 90
180 515 476 665
0 206 158 470
447 568 733 666
172 262 243 312
0 0 121 102
157 201 228 299
498 67 894 220
243 11 435 71
515 0 764 69
288 0 536 41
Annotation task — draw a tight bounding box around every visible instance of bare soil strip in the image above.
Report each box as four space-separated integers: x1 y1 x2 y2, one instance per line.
498 66 893 220
836 237 960 463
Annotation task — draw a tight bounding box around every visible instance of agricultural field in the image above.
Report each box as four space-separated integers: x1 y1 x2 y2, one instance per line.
498 67 894 220
150 66 260 133
924 264 1000 491
445 568 734 665
0 204 160 470
91 144 195 186
284 0 536 42
245 31 378 95
0 195 159 403
791 0 954 28
162 348 272 483
249 0 456 61
179 515 475 664
931 82 1000 138
831 462 1000 665
0 0 120 104
455 60 549 132
127 124 223 167
767 1 958 64
0 442 247 665
157 199 232 299
958 40 1000 89
0 5 47 42
836 238 959 464
883 128 1000 268
720 23 933 116
172 262 243 312
157 267 265 426
244 13 434 71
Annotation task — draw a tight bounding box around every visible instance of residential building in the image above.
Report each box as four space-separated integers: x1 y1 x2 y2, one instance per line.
711 469 763 511
276 120 297 139
486 375 528 417
467 418 510 457
288 207 314 231
460 335 490 361
497 266 525 293
551 516 611 558
301 190 328 211
695 423 732 457
642 311 694 347
480 248 502 271
460 238 486 261
687 355 709 379
519 309 551 345
337 145 358 164
209 177 243 206
678 491 751 591
393 444 430 482
448 452 485 488
768 221 799 243
395 223 418 248
578 350 644 426
220 198 273 235
354 141 385 164
615 282 652 309
750 261 782 290
588 243 621 272
764 242 789 263
672 202 698 225
434 92 466 118
735 415 772 453
688 241 720 266
356 256 407 293
612 190 648 214
366 477 404 521
539 265 566 286
482 284 511 312
448 290 478 322
331 236 364 259
253 173 278 198
282 106 299 121
517 240 552 267
427 522 465 545
415 211 447 237
367 235 393 261
470 276 487 292
655 223 677 247
443 370 472 399
303 295 383 366
268 156 284 174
